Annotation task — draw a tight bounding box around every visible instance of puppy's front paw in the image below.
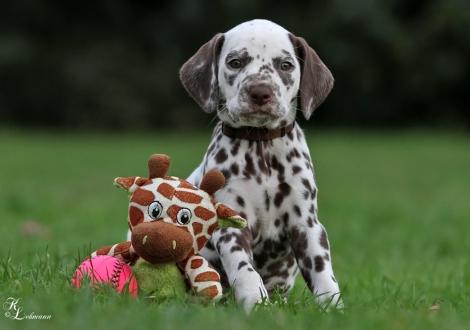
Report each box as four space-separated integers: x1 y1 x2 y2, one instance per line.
233 270 269 313
316 290 344 311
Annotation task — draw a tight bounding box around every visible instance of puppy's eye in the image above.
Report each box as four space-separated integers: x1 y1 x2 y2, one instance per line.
176 208 192 225
148 201 163 220
280 61 294 71
228 59 242 69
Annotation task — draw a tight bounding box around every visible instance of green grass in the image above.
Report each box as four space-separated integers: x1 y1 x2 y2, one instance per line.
1 128 469 330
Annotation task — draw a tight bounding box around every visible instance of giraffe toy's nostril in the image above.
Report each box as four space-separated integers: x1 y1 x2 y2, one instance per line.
172 240 177 250
142 235 148 245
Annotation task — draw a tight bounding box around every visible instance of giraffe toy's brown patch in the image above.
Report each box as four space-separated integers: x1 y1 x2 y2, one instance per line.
113 241 136 262
131 189 155 206
195 272 220 282
207 222 218 235
199 285 220 298
192 222 203 235
216 203 238 218
178 180 198 190
115 176 136 190
175 190 203 204
94 245 113 256
129 206 144 226
196 236 207 250
135 177 152 186
114 241 132 254
190 258 203 269
194 206 216 220
157 183 175 200
167 205 181 221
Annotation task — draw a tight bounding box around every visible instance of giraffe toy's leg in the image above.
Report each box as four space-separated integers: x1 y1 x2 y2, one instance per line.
91 241 138 264
181 254 223 300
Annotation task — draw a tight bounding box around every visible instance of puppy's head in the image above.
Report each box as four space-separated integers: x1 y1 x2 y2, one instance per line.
180 19 334 128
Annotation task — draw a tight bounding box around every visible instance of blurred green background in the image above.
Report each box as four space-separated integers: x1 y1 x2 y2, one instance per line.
0 0 469 130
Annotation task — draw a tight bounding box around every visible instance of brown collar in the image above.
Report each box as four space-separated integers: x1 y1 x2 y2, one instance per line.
221 122 295 141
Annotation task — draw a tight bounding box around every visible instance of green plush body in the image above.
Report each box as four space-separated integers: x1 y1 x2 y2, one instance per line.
132 259 187 301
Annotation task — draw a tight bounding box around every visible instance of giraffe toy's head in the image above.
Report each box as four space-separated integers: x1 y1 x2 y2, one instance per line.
114 154 246 265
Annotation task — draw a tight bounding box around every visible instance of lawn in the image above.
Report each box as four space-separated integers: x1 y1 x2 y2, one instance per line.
0 128 469 330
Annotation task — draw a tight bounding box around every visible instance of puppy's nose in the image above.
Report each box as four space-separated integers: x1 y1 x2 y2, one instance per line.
248 84 273 106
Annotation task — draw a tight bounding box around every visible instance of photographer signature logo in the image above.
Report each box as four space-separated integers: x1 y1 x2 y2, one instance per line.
3 297 52 320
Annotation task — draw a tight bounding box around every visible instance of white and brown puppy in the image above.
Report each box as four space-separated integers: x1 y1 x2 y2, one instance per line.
181 19 342 311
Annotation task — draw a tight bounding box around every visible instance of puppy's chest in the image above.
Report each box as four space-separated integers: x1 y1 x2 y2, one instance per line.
206 127 313 183
206 127 317 231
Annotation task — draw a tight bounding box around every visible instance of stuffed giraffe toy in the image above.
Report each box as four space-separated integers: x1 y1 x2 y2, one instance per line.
91 154 247 300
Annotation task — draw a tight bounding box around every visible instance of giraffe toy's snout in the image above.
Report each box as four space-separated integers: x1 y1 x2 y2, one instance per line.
131 221 193 264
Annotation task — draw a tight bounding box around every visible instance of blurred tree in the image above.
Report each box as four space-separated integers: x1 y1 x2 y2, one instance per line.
0 0 468 130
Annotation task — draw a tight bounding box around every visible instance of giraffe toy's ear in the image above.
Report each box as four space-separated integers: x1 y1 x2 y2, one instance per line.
215 203 247 229
148 154 171 178
114 176 151 193
199 170 225 195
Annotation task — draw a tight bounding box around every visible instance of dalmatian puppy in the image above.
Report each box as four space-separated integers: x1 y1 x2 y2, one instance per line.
180 19 342 311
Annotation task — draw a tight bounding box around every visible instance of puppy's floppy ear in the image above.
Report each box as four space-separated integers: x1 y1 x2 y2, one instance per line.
179 33 225 113
289 34 334 120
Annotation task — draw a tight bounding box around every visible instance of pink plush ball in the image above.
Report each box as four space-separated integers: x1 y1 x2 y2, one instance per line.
71 255 138 297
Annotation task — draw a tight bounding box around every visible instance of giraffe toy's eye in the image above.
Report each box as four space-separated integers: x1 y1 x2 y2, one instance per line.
148 201 163 220
176 208 192 225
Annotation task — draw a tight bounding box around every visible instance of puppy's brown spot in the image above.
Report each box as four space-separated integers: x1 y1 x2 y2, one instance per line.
215 149 228 163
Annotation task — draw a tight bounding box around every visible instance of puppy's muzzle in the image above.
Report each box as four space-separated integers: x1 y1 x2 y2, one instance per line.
247 84 273 107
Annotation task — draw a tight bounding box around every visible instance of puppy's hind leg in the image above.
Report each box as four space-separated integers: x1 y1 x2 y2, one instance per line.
290 219 343 309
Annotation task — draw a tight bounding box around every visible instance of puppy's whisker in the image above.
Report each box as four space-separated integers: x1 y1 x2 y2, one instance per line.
209 106 230 126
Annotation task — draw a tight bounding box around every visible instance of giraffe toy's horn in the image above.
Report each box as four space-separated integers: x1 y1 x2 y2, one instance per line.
199 169 225 195
148 154 171 178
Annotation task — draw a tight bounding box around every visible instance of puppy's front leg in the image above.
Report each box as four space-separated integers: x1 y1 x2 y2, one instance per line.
212 228 269 312
290 219 343 308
